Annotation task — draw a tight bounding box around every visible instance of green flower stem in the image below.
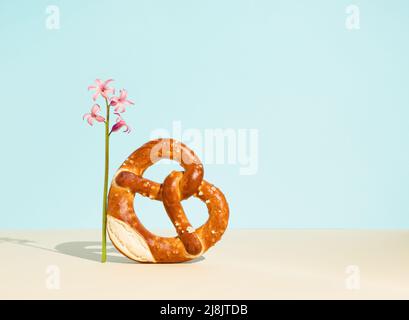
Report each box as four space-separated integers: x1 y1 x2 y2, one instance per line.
101 98 110 263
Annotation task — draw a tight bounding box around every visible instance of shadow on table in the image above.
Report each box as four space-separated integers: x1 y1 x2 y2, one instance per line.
55 241 134 264
0 237 205 264
54 241 205 264
0 237 132 264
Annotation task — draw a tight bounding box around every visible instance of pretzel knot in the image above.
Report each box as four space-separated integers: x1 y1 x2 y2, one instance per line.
107 139 229 263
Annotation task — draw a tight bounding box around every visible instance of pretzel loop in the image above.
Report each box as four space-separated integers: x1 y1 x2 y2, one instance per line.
107 139 229 263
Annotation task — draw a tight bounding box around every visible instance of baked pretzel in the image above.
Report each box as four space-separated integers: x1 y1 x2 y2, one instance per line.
107 139 229 263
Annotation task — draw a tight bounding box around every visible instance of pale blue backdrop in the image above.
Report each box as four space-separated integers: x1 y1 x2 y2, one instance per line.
0 0 408 229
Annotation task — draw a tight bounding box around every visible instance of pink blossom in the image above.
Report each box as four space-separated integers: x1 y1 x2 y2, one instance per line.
110 113 131 134
88 79 115 101
83 104 105 126
110 89 134 113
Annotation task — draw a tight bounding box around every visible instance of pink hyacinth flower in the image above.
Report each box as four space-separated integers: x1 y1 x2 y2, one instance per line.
110 89 134 113
83 104 105 126
88 79 115 101
110 113 131 134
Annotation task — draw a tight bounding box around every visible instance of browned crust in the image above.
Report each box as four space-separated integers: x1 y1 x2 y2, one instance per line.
107 139 229 263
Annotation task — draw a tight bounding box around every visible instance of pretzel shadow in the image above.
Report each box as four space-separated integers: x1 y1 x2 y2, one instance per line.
0 237 205 264
55 241 205 264
0 237 132 264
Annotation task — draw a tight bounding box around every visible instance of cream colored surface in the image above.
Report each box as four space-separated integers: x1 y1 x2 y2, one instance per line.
107 216 155 263
0 229 408 300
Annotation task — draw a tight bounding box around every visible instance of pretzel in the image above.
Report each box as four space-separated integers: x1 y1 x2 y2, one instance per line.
107 139 229 263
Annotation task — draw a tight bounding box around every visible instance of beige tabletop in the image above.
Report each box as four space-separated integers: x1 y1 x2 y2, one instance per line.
0 229 408 300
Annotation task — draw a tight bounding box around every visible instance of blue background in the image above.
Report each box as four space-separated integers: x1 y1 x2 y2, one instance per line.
1 0 408 229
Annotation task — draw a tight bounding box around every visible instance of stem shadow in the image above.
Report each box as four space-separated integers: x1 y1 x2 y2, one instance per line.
54 241 135 264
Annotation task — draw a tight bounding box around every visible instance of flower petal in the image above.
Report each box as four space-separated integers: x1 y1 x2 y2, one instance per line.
110 122 123 133
87 116 94 126
91 104 101 115
95 115 105 122
102 89 114 99
110 97 118 106
104 79 114 86
114 105 126 113
119 89 127 100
